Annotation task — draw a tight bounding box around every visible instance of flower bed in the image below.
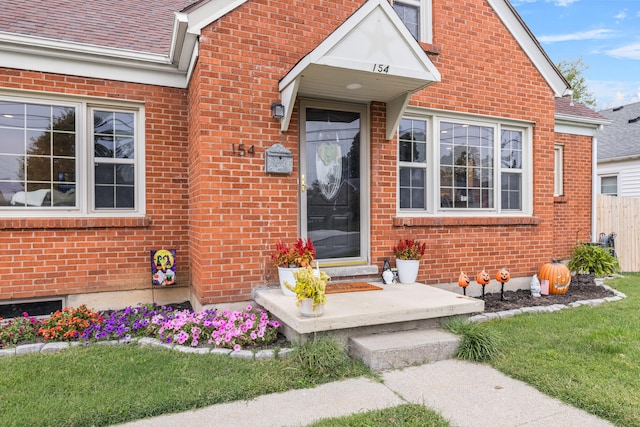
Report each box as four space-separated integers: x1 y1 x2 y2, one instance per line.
0 303 280 351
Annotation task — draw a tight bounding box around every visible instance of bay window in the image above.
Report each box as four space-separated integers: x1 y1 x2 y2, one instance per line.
398 112 532 215
0 94 144 216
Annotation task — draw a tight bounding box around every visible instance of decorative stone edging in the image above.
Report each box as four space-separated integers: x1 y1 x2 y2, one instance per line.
468 281 627 323
0 336 294 359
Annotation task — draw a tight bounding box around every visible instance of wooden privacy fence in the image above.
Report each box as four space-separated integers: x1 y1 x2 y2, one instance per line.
596 194 640 272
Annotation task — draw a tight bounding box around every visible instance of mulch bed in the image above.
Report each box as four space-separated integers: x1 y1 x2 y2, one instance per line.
481 284 615 313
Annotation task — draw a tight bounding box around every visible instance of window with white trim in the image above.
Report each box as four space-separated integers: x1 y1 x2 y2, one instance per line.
554 144 563 196
398 113 532 215
0 95 144 215
392 0 432 43
600 175 618 196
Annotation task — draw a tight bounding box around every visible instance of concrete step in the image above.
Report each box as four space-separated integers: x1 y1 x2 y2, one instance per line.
349 329 460 371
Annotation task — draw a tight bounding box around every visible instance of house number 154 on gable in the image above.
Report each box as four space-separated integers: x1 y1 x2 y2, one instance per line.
372 64 390 73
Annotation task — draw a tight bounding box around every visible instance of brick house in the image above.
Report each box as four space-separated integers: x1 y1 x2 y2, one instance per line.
0 0 607 312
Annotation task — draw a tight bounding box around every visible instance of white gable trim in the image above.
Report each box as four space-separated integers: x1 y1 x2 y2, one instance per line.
486 0 570 98
278 0 440 138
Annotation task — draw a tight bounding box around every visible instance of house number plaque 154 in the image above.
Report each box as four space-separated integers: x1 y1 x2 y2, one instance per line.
232 143 255 156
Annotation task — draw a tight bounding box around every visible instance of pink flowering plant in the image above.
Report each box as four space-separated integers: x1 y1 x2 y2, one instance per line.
0 313 41 347
0 303 281 352
152 305 279 350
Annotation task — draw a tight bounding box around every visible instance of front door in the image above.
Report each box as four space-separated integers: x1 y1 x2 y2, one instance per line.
300 100 368 264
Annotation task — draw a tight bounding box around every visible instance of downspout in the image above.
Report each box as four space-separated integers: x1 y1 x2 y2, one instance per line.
591 125 603 241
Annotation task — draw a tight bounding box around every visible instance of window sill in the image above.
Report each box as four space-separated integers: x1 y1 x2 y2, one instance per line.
0 216 151 230
392 216 541 227
554 196 568 204
419 42 441 56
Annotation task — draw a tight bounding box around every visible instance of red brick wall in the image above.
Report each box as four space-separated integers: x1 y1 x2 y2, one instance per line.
186 1 363 303
186 0 572 302
0 0 591 306
370 0 560 284
0 69 190 300
553 133 593 258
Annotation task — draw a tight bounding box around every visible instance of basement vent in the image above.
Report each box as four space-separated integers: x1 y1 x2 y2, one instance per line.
629 117 640 124
0 298 63 319
612 106 624 112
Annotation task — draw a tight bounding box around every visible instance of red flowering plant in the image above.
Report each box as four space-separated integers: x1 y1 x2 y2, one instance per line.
0 313 42 347
392 239 427 260
272 238 316 268
38 305 103 341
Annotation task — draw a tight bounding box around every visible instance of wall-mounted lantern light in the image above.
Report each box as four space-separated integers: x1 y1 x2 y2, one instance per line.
271 102 285 119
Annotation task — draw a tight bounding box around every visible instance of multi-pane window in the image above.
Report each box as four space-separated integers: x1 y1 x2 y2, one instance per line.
500 129 523 210
93 110 135 209
0 96 141 214
0 101 77 207
398 119 427 209
600 175 618 196
393 1 420 40
440 122 495 209
398 114 530 215
392 0 431 43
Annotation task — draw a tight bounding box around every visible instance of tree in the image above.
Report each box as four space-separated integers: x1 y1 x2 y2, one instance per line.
556 57 596 108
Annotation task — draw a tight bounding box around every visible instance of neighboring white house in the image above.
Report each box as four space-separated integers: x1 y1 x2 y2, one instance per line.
597 102 640 197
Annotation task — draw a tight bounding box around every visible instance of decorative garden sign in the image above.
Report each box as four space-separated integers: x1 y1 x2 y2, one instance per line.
151 249 177 286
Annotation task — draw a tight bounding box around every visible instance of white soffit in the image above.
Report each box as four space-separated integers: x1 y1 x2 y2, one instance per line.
279 0 441 138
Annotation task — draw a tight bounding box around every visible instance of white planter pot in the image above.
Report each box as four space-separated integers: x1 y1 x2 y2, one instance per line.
277 267 300 296
299 298 324 317
396 259 420 284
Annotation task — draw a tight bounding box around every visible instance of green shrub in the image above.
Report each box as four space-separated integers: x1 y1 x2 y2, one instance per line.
567 243 620 277
444 317 502 362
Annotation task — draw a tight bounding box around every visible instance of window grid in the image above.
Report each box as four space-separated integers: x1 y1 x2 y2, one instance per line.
0 95 142 215
393 1 420 40
398 118 427 209
0 100 77 208
440 122 494 209
92 110 136 209
397 114 530 215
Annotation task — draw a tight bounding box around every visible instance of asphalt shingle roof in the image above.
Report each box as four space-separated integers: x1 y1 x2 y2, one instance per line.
0 0 198 55
597 102 640 161
555 95 606 121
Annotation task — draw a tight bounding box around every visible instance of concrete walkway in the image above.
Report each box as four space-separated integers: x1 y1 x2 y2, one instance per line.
116 359 614 427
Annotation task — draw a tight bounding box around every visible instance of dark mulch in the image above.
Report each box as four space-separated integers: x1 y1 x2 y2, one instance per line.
482 283 615 313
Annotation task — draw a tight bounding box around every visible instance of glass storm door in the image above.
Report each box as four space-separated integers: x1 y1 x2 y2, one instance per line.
301 103 367 263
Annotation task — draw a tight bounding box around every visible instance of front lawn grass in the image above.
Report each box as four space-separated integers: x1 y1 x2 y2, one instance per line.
0 341 372 427
309 404 451 427
485 273 640 427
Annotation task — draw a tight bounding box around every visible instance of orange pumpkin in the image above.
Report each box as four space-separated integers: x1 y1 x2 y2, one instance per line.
496 268 510 284
458 271 470 288
476 269 490 285
539 260 571 295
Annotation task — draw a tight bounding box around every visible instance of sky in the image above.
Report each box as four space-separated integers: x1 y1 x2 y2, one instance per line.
511 0 640 110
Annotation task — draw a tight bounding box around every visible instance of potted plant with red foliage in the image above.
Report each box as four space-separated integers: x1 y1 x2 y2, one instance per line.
272 238 316 296
392 239 426 284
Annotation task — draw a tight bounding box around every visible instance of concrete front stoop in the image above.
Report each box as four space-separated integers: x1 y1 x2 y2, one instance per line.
349 328 460 371
255 282 481 371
